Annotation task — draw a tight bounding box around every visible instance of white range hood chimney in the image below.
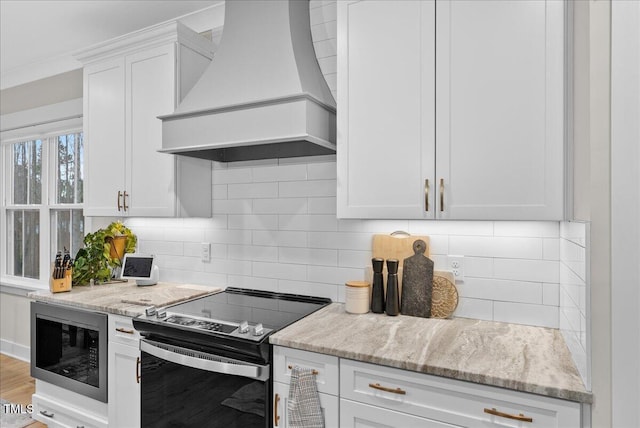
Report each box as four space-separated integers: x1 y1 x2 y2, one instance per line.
159 0 336 162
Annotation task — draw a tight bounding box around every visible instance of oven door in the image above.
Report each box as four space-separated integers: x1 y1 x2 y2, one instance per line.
140 338 270 428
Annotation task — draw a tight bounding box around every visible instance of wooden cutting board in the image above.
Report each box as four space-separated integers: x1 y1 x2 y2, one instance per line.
372 233 430 267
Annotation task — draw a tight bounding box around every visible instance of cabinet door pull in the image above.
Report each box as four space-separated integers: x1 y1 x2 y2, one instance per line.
136 356 141 384
123 191 129 212
368 383 406 395
439 178 444 212
424 179 430 212
117 191 123 211
288 364 318 375
116 327 135 334
40 410 54 418
484 407 533 423
274 393 280 426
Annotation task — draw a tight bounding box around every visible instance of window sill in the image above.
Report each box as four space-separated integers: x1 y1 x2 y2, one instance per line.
0 277 48 296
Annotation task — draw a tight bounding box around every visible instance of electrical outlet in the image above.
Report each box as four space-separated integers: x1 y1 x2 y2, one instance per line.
448 255 465 282
201 242 211 263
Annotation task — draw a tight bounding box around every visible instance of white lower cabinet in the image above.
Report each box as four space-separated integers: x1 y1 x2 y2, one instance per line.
272 347 340 428
273 381 340 428
108 315 141 428
340 359 582 428
273 346 584 428
32 382 108 428
340 399 458 428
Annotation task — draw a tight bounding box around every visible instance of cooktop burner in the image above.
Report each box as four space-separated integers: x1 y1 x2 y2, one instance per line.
133 287 331 344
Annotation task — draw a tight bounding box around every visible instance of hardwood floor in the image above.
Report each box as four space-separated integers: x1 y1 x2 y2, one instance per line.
0 353 47 427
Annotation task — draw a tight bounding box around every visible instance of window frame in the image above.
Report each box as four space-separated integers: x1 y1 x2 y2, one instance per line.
1 100 84 290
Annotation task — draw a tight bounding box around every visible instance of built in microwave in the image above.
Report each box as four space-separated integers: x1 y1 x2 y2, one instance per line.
30 301 108 402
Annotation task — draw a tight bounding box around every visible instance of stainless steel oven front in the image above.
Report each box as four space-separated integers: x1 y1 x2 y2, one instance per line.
30 301 108 402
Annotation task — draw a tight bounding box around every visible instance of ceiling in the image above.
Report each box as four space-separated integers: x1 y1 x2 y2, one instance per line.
0 0 222 90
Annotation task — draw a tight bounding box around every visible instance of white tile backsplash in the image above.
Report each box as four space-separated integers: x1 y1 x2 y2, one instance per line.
559 221 590 390
127 158 566 330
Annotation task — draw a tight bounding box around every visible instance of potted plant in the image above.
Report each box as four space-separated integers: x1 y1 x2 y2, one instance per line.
72 221 137 286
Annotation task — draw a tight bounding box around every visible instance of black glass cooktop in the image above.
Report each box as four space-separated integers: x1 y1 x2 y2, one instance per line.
167 287 330 331
134 287 331 343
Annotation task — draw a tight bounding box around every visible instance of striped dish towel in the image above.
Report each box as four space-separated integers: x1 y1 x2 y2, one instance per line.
287 366 324 428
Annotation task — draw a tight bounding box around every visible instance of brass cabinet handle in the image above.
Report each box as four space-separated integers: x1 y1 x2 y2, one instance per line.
136 356 141 384
439 178 444 212
288 364 318 375
123 191 129 212
116 327 134 334
117 191 123 211
368 383 406 395
40 410 54 418
424 179 430 212
274 393 280 426
484 407 533 423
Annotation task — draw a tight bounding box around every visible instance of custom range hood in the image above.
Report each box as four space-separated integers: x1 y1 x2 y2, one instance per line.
159 0 336 162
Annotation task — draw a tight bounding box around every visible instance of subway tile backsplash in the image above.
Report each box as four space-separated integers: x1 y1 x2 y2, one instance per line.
126 157 565 330
560 221 591 389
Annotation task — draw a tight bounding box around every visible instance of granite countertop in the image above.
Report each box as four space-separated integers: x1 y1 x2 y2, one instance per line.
269 303 592 404
28 281 222 317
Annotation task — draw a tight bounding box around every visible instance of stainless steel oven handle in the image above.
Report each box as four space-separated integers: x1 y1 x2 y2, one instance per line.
140 339 269 381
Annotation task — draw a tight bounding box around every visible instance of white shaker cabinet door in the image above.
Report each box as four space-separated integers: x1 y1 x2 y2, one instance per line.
108 341 141 428
435 0 564 220
108 315 141 428
125 44 177 217
337 0 436 219
273 381 339 428
83 58 127 216
340 399 461 428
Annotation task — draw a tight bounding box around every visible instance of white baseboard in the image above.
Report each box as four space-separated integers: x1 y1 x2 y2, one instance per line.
0 339 30 362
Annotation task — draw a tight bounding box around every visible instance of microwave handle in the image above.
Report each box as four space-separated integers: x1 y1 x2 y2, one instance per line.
140 339 269 382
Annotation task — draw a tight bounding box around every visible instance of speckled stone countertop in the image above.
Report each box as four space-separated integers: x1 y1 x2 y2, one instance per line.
270 303 592 403
28 281 222 317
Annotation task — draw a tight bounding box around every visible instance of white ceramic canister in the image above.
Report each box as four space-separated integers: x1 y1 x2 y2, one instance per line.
345 281 371 314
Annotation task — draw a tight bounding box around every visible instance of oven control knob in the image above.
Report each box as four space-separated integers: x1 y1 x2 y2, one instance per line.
145 306 157 317
238 321 250 334
253 323 264 336
157 309 167 319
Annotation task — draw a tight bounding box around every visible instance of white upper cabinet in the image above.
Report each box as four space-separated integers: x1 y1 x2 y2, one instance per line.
435 0 564 220
77 22 213 217
337 0 565 220
337 0 435 219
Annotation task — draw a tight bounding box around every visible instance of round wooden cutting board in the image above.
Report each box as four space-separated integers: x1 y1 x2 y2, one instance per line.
431 274 459 319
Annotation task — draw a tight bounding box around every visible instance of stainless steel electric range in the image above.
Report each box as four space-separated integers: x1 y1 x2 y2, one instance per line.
132 287 331 428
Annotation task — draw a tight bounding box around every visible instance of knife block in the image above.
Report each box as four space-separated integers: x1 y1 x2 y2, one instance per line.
50 266 72 293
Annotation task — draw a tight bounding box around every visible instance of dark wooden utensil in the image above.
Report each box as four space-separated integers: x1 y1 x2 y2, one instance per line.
400 239 434 318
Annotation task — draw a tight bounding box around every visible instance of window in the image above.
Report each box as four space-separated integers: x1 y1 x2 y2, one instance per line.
2 130 84 286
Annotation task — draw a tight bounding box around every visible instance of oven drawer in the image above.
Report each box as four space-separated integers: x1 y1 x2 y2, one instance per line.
32 393 108 428
108 314 141 346
340 359 582 427
273 346 339 396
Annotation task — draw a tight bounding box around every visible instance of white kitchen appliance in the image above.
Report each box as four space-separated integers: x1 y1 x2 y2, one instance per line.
120 254 159 286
